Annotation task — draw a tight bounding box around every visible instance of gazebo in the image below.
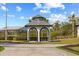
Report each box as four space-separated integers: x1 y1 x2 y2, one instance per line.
22 15 52 42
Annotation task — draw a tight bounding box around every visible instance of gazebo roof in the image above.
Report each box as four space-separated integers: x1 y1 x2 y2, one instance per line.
27 20 50 25
25 15 52 27
33 15 43 18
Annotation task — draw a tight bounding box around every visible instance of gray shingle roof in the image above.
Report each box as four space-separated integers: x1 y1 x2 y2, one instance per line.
26 15 52 26
0 26 23 30
27 19 50 25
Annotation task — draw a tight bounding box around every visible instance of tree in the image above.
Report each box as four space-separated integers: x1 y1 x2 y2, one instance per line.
52 21 72 39
61 22 72 36
52 21 61 39
53 21 60 31
29 20 31 22
69 14 77 37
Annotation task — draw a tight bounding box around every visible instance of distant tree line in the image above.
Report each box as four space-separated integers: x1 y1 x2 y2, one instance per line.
51 14 79 39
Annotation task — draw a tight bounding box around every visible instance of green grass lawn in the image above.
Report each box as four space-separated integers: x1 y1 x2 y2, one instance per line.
54 39 79 44
0 39 79 44
70 46 79 52
0 46 4 52
57 44 79 55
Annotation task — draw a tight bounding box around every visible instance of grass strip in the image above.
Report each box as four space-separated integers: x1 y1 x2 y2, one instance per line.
0 46 5 52
57 44 79 55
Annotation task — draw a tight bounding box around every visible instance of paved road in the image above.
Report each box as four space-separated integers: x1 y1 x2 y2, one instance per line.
0 43 77 56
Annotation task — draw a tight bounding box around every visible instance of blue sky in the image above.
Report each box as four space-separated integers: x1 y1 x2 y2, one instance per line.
0 3 79 28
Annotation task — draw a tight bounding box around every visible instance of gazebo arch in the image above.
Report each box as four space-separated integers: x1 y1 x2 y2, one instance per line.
23 15 52 42
40 26 49 41
29 27 38 41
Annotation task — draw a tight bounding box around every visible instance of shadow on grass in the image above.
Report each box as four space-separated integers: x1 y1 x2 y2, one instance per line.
57 44 79 55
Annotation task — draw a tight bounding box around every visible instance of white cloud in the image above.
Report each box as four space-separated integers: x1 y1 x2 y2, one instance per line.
33 3 42 10
35 3 42 8
40 9 50 13
45 3 65 9
48 14 67 24
71 11 75 15
0 3 6 6
34 3 65 14
29 16 32 19
20 16 25 19
0 5 8 11
7 14 15 17
16 6 22 12
1 3 6 5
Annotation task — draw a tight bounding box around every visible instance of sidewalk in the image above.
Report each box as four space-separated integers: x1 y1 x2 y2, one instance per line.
0 43 69 48
0 47 76 56
0 43 77 56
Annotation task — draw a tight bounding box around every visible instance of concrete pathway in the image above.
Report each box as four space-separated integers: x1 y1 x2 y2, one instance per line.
0 47 77 56
0 43 69 48
0 43 77 56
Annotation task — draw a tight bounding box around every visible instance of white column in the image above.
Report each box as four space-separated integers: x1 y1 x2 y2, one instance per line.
27 28 29 41
48 28 51 42
37 29 40 42
77 26 79 37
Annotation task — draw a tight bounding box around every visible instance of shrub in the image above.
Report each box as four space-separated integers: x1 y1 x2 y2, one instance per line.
0 46 4 51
